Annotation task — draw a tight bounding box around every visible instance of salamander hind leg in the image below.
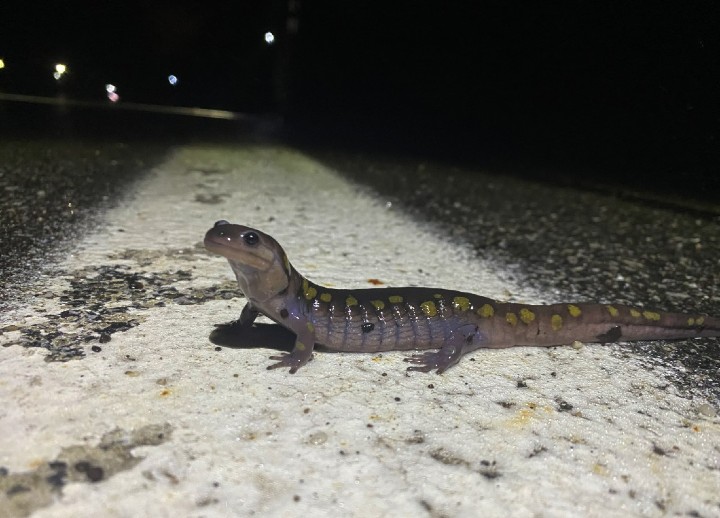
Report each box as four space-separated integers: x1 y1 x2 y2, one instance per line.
405 324 484 374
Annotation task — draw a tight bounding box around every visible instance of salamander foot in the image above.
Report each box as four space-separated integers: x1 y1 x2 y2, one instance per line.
405 346 460 374
267 351 313 374
404 325 480 373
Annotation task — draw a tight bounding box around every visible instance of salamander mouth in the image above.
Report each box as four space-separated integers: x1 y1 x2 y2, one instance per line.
204 236 252 264
204 240 233 259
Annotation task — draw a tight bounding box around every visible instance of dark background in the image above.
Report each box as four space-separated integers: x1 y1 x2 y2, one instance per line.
1 1 719 203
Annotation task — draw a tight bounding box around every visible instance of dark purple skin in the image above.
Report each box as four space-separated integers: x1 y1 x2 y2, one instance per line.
204 221 720 374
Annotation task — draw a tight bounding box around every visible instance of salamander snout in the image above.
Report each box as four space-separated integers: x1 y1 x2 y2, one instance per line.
205 220 237 245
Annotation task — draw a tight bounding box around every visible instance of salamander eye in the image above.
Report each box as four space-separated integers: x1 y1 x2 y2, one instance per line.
243 231 260 246
213 220 230 227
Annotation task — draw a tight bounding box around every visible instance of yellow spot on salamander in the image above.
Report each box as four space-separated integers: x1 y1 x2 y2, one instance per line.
478 304 494 318
371 299 385 310
642 310 661 321
320 293 332 303
567 304 582 318
551 314 563 331
688 317 695 326
453 296 471 312
388 295 404 304
302 279 317 300
519 308 535 325
420 301 438 317
346 295 358 307
696 316 705 325
306 322 315 333
506 312 518 326
629 309 641 318
296 341 306 351
606 305 619 317
433 293 443 299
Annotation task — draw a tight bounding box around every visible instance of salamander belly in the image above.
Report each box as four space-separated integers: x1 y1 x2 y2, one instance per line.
303 284 496 352
306 289 465 352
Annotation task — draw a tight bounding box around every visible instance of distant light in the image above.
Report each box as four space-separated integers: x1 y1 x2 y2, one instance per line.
264 31 275 44
0 59 5 70
53 63 68 80
168 74 178 86
105 84 119 102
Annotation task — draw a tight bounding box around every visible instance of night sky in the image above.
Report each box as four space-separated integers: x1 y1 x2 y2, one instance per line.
1 1 719 198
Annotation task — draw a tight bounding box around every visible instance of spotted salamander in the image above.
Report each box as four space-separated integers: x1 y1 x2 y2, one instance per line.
204 221 720 374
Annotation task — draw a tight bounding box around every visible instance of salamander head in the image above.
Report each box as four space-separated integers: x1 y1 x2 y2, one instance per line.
204 221 292 302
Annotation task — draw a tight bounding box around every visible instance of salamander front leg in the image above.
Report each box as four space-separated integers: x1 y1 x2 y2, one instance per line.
212 301 259 336
237 302 260 328
404 325 483 374
267 324 315 374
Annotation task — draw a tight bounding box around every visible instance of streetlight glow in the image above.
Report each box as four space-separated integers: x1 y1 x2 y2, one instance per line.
53 63 68 80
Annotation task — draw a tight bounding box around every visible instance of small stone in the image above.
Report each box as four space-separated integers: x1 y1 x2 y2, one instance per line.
697 403 717 418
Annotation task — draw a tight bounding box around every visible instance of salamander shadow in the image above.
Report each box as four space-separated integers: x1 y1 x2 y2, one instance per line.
209 321 296 353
